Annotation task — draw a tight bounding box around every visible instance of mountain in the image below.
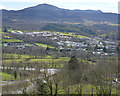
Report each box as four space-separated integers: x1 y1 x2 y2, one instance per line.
2 4 118 31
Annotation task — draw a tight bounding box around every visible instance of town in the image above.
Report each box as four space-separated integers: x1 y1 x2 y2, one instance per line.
1 29 120 95
3 30 118 56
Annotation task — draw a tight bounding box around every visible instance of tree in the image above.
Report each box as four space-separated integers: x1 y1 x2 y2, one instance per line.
66 56 81 85
67 56 79 70
116 46 119 53
53 71 62 96
46 47 50 52
14 70 17 80
87 59 117 95
94 44 98 51
42 69 54 96
103 46 107 53
3 26 8 32
35 79 48 94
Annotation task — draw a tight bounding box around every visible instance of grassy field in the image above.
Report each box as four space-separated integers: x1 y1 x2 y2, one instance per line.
0 72 15 81
2 39 23 43
3 35 11 39
78 58 96 65
35 43 60 51
35 43 55 49
3 53 96 68
59 32 76 37
77 35 88 38
57 32 89 38
2 32 7 35
3 55 69 68
108 24 118 26
3 54 30 60
3 53 70 68
3 54 56 59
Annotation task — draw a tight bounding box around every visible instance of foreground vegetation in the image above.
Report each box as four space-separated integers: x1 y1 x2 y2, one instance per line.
0 72 15 81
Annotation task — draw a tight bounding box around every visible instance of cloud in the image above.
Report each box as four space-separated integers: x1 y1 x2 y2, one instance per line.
0 5 6 9
0 0 118 13
0 0 119 3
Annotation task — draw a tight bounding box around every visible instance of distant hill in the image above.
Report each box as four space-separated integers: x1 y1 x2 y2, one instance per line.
2 4 117 28
2 4 118 38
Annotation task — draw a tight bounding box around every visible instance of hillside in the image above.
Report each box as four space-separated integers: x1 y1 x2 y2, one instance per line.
2 4 118 38
2 4 117 28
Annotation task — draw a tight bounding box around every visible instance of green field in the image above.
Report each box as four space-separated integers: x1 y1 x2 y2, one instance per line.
29 58 69 63
3 35 11 39
3 54 55 59
2 39 23 43
77 35 88 38
3 54 30 59
2 32 7 35
3 53 70 68
3 53 96 68
3 56 69 68
57 32 89 38
35 43 55 49
0 72 14 81
35 43 60 51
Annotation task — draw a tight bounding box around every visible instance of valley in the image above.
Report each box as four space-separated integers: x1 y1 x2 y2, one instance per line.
1 3 120 95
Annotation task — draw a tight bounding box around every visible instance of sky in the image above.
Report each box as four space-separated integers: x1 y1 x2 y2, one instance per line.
0 0 119 13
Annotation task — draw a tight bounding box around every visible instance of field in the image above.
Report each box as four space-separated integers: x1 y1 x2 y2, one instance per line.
3 54 70 68
58 32 89 38
35 43 55 49
3 53 97 69
0 72 15 81
2 39 23 43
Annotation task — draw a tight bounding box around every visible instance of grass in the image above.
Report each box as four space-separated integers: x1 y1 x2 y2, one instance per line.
57 32 89 38
3 58 66 68
2 39 23 43
35 43 46 47
3 54 57 60
2 32 7 35
35 43 60 51
0 72 15 81
8 30 20 31
26 43 32 46
29 58 69 68
57 32 76 37
77 35 89 38
108 24 118 26
29 58 69 63
3 53 70 68
99 34 106 37
3 53 96 69
3 54 30 59
35 43 55 49
78 58 96 65
3 35 11 39
3 53 96 68
3 54 55 59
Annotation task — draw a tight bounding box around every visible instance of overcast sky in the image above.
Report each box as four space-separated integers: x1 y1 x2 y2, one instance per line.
0 0 119 13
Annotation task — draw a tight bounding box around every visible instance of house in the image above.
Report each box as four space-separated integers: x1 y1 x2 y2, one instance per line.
3 43 8 47
10 31 23 34
87 38 99 45
16 45 26 49
93 52 101 55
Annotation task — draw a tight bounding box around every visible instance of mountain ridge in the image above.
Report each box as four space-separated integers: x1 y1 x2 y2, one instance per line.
2 3 118 31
